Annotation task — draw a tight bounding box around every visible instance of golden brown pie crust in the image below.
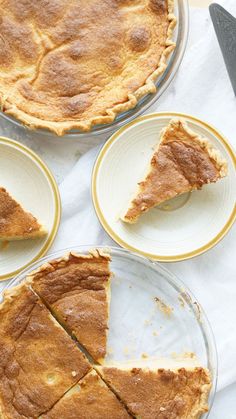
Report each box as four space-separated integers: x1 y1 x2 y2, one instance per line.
97 366 211 419
0 0 176 135
122 118 228 223
27 250 112 363
0 187 47 240
0 284 90 419
41 370 131 419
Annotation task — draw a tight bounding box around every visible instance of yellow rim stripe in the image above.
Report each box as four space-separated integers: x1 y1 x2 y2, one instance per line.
0 136 61 280
92 112 236 262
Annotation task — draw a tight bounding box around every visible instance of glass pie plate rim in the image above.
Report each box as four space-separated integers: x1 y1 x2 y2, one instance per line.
0 0 189 139
2 244 217 417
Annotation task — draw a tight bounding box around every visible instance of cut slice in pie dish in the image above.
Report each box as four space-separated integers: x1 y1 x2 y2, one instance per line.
0 284 91 418
40 370 131 419
97 362 211 419
0 187 47 240
122 119 228 223
27 250 112 364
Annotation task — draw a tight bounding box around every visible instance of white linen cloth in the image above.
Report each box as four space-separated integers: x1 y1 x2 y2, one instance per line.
0 0 235 411
52 0 236 392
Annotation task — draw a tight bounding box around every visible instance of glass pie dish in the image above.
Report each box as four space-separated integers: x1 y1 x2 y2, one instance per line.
1 245 217 417
0 0 189 139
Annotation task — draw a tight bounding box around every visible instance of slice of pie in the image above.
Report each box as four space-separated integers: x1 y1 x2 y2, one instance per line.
0 284 91 419
0 187 47 240
0 1 176 135
40 370 131 419
27 250 112 364
97 363 211 419
122 119 228 223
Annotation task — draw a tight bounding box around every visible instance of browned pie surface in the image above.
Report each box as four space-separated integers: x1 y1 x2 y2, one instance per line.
98 366 211 419
41 370 131 419
0 187 46 240
0 284 91 419
122 119 228 223
0 0 175 135
27 250 111 363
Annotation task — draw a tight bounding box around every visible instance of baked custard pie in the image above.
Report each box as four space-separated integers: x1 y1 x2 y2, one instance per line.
40 370 131 419
97 363 211 419
0 187 47 240
122 119 228 223
0 0 176 135
27 250 111 363
0 284 90 418
0 250 212 418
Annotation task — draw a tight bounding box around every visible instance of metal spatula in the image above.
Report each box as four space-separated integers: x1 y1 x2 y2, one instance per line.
209 3 236 95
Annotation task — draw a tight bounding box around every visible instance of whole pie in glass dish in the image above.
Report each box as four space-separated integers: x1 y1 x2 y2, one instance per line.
0 0 176 135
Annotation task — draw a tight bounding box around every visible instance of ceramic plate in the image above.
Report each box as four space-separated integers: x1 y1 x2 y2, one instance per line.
3 245 217 418
92 112 236 262
0 137 61 280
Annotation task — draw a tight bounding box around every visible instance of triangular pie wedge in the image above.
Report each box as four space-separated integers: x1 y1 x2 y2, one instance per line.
0 187 47 240
0 284 91 419
122 119 228 223
27 250 112 364
40 370 131 419
97 363 211 419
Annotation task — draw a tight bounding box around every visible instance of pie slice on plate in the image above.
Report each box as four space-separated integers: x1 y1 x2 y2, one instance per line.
27 250 112 363
0 284 91 418
97 362 211 419
122 119 228 223
40 370 131 419
0 187 47 240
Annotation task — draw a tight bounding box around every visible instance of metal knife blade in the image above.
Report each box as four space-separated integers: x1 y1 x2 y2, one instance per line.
209 3 236 96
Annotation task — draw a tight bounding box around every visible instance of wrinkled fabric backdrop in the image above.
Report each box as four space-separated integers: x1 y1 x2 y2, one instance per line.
0 0 235 416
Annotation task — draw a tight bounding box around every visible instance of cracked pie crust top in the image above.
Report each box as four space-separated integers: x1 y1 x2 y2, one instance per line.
0 0 176 135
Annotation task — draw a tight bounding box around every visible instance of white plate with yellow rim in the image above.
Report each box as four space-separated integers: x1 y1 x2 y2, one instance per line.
0 137 61 280
92 112 236 262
